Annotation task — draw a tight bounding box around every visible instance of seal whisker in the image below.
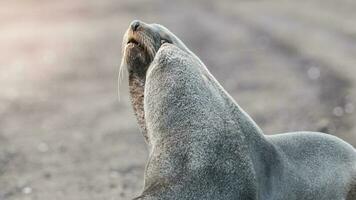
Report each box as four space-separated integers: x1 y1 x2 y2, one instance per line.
118 55 124 101
118 38 129 102
118 60 124 101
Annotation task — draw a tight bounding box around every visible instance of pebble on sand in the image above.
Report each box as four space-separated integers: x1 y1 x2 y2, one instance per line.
37 142 49 153
345 103 354 114
307 66 320 80
333 106 344 117
22 186 32 194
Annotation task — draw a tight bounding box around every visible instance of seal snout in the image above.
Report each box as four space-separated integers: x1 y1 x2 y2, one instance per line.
123 20 163 71
126 20 145 48
130 20 141 32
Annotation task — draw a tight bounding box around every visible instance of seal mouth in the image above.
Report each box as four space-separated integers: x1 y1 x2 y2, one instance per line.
127 36 138 45
126 36 143 49
128 38 138 44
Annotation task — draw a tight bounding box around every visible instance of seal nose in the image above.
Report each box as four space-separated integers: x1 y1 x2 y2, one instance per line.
131 20 140 31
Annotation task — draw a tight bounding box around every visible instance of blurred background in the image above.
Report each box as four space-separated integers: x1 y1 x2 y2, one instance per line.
1 0 356 199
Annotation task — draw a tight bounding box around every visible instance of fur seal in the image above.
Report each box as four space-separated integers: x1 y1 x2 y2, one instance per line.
120 20 356 200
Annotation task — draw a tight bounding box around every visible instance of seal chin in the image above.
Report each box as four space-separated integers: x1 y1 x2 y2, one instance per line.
124 40 149 72
124 34 157 73
125 45 147 71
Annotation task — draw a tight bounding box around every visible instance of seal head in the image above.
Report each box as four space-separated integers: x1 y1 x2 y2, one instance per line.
122 20 158 75
120 20 189 143
121 20 186 75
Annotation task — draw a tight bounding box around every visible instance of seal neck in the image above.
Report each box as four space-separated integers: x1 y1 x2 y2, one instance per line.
140 45 283 197
128 71 150 145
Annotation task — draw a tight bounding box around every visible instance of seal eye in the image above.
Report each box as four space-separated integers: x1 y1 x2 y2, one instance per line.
160 37 172 45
